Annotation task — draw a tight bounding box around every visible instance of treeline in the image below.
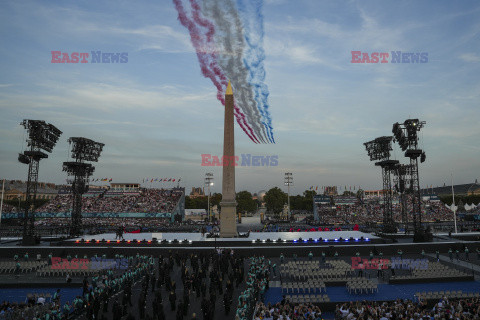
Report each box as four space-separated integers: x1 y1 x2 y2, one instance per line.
185 191 259 214
439 194 480 206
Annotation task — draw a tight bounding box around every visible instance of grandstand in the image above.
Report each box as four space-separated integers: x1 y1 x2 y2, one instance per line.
1 187 185 222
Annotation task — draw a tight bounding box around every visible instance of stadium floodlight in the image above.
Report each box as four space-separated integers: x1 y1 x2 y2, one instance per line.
391 118 427 242
18 120 62 245
364 136 393 162
204 173 214 222
63 137 104 237
284 173 293 220
364 136 397 233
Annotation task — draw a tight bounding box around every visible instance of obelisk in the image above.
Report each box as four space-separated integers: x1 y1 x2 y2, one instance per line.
220 81 237 237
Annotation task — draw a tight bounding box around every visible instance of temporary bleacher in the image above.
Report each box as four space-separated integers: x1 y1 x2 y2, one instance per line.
346 278 378 294
281 259 354 283
0 260 48 274
389 261 472 283
415 290 480 300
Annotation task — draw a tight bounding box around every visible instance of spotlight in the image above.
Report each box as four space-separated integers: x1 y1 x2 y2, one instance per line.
344 238 349 242
116 240 120 243
324 239 328 242
127 240 131 243
106 240 111 243
293 239 297 243
262 240 266 243
252 240 256 243
283 239 287 243
314 239 318 243
168 240 172 243
96 240 100 243
355 238 359 241
272 239 277 243
188 240 192 244
75 240 80 243
148 240 152 244
86 240 90 243
334 238 338 242
365 238 370 241
137 240 141 244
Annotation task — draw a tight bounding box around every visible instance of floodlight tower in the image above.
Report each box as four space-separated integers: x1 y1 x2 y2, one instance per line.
284 173 293 219
393 164 411 234
63 137 104 237
18 120 62 245
364 136 398 233
204 173 214 221
392 119 427 242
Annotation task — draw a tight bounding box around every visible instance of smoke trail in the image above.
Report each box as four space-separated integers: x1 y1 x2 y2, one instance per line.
172 0 259 143
202 0 269 143
236 0 274 143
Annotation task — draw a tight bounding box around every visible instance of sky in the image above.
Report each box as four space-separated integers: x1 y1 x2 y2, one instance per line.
0 0 479 195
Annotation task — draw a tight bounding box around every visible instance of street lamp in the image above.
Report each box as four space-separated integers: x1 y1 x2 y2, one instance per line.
284 173 293 219
205 173 214 222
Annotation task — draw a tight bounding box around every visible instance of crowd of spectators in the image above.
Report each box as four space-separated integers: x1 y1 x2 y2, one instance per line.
253 297 480 320
236 256 270 320
312 198 457 225
335 297 480 319
33 188 181 215
254 300 323 320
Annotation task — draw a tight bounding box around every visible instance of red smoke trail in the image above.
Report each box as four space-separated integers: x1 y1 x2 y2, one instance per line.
173 0 259 143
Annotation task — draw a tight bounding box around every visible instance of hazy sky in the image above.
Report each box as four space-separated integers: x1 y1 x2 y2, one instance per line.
0 0 479 195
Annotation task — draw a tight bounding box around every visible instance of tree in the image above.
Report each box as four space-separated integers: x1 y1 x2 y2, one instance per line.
236 191 256 214
356 189 365 199
264 187 287 214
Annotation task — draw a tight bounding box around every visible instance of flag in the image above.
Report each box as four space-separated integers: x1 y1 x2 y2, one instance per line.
316 186 318 191
154 179 158 182
173 179 175 182
168 178 172 182
159 179 163 182
178 178 181 182
150 179 154 183
109 178 112 182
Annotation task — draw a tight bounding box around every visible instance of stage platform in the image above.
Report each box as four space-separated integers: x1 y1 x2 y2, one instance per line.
60 230 380 248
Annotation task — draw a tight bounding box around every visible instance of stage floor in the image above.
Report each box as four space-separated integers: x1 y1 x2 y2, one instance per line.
73 230 378 243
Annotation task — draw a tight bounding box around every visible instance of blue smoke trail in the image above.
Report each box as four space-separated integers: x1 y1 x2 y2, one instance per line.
236 0 274 143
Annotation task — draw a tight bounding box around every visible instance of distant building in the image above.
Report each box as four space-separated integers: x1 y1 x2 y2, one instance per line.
190 187 205 198
2 180 58 201
324 186 338 196
110 183 140 191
